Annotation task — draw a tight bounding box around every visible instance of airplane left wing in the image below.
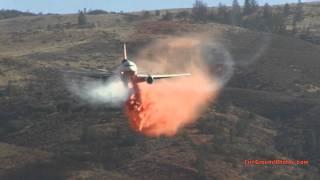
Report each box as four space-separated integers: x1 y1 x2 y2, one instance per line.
60 69 113 79
136 73 191 84
137 73 191 79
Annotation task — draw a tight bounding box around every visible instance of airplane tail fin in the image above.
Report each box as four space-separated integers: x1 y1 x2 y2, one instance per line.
124 43 127 60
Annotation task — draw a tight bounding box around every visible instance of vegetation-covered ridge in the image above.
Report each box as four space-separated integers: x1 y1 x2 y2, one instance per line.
0 9 36 20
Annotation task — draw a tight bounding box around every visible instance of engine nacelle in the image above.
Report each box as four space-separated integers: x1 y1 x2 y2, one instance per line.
146 76 155 84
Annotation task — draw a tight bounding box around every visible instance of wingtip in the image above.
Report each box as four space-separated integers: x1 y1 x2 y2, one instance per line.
123 43 127 60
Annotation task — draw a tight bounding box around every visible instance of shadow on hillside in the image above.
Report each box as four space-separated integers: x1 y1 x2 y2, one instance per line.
0 160 65 180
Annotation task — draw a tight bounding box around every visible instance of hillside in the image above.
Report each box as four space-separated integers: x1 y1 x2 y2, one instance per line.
0 12 319 180
0 9 36 20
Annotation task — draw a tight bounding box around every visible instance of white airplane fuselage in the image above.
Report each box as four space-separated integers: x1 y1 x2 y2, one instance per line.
119 59 140 86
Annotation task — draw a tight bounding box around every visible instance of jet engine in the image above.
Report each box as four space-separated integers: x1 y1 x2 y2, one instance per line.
146 75 155 84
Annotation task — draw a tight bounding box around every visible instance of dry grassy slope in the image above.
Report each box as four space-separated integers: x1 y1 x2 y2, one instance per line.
0 14 134 56
222 30 320 97
0 14 319 179
0 143 51 170
292 2 320 35
0 14 137 86
0 143 57 179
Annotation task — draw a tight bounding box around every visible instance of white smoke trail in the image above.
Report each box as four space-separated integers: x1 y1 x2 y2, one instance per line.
68 75 129 107
201 41 234 87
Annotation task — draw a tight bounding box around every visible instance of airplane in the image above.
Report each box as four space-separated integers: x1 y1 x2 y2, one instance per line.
62 43 191 87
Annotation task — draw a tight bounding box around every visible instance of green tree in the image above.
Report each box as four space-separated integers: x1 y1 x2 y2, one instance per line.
78 10 88 25
272 13 286 34
217 3 229 23
142 11 151 19
243 0 251 16
176 10 190 20
162 11 173 21
262 3 273 31
243 0 258 16
262 3 272 19
207 10 216 22
192 0 208 22
230 0 242 25
6 81 12 96
304 130 317 152
292 0 303 35
251 0 259 11
283 3 290 17
235 112 254 136
293 0 304 22
155 10 160 16
292 18 298 35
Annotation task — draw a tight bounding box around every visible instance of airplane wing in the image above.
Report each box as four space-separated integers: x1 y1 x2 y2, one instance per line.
137 73 191 79
60 69 113 79
136 73 191 83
